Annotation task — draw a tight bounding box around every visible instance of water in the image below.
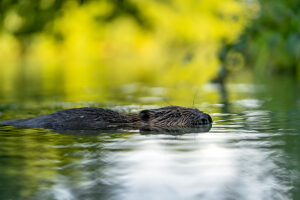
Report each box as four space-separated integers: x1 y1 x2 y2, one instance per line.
0 80 299 200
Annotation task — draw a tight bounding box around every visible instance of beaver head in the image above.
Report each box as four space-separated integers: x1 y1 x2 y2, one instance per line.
138 106 212 130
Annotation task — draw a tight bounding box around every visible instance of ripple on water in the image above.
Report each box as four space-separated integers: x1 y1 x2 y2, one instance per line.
0 102 299 200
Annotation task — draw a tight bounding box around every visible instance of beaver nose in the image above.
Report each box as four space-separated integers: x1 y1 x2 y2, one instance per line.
199 114 212 124
207 114 212 123
201 118 208 124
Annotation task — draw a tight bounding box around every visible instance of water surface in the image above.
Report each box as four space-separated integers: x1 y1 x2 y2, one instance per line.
0 80 299 200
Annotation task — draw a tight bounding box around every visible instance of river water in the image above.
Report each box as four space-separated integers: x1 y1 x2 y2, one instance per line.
0 80 299 200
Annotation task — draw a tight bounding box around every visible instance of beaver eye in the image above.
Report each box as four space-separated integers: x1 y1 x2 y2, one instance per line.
172 113 181 118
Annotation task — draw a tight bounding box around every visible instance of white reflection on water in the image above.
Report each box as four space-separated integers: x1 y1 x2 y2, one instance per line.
236 99 263 109
105 131 291 200
52 182 74 200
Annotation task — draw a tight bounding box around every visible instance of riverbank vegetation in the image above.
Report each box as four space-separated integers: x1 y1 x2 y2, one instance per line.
0 0 298 104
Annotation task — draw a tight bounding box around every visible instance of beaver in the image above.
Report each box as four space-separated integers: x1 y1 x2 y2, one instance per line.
0 106 212 132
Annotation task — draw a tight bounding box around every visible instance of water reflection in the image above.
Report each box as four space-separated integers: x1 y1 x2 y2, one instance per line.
0 81 300 200
139 124 212 135
44 124 212 136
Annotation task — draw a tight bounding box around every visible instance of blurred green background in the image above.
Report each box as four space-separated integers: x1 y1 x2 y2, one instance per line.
0 0 299 104
1 1 300 199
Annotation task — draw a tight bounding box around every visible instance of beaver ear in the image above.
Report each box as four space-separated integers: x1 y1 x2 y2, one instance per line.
139 110 151 122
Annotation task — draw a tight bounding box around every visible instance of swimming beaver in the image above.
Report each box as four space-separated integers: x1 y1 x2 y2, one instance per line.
0 106 212 131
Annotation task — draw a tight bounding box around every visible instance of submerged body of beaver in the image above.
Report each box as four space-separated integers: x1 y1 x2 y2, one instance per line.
0 106 212 132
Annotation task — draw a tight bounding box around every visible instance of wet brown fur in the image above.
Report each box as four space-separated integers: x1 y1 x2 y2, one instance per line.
0 106 212 131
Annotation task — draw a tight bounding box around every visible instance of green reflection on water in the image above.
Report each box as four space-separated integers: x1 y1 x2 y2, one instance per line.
0 126 135 199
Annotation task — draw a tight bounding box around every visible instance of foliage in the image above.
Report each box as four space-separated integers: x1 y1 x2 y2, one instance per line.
0 0 63 37
223 0 300 78
0 0 253 102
